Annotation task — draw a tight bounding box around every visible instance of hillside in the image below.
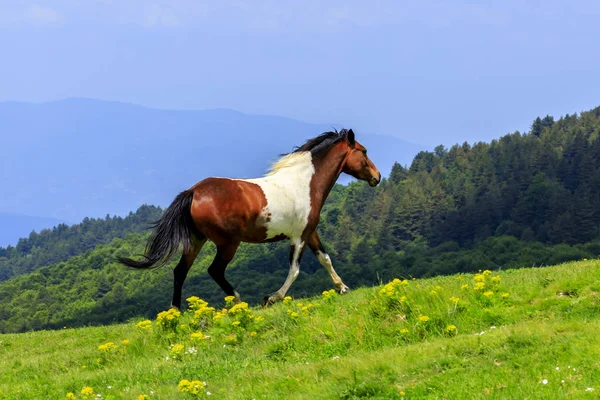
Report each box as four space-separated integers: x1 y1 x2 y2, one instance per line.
0 98 422 246
4 106 600 333
0 205 162 282
1 260 599 399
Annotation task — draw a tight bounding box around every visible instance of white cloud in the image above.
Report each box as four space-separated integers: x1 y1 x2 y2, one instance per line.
24 5 63 25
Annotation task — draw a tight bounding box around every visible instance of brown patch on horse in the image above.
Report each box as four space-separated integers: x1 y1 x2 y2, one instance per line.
189 178 272 245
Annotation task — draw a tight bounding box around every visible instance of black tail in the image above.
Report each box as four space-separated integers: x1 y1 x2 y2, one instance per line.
117 190 197 269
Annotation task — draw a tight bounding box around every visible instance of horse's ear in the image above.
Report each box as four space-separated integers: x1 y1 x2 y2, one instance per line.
347 129 355 147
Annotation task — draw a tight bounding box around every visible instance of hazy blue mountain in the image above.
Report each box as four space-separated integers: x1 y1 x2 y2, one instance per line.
0 214 67 247
0 98 424 244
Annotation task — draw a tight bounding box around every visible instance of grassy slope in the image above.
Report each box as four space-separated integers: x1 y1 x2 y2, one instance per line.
2 260 600 399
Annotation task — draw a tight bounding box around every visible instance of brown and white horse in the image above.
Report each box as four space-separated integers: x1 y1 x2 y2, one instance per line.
118 129 380 308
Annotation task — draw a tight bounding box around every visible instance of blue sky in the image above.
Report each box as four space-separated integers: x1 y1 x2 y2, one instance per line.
1 1 600 146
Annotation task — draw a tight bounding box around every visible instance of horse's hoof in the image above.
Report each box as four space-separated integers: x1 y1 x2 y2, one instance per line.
261 295 276 308
233 291 242 304
338 285 350 294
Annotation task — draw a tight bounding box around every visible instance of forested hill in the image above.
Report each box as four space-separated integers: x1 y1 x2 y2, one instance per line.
379 106 600 248
0 205 162 281
2 106 600 333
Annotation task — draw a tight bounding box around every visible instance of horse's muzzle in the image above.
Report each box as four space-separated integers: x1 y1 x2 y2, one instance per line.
368 174 381 187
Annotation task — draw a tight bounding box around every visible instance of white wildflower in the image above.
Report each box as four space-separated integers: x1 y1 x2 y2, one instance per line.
542 379 548 384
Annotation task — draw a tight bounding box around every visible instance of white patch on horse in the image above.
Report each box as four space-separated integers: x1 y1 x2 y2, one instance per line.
242 152 314 239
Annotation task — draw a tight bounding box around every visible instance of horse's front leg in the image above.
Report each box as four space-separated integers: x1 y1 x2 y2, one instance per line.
307 230 349 294
262 238 305 306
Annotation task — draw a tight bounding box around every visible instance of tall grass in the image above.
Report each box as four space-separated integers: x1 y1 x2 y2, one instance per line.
2 260 600 399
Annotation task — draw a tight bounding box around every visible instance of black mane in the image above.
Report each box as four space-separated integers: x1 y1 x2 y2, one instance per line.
292 129 350 155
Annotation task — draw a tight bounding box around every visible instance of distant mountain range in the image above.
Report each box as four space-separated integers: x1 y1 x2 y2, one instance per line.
0 98 425 246
0 214 67 247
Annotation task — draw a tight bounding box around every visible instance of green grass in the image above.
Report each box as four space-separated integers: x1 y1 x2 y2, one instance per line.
2 260 600 399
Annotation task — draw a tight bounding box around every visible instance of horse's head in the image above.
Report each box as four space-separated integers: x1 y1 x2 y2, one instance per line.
342 129 381 187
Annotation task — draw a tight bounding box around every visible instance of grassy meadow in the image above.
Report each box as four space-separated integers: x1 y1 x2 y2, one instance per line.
2 260 600 399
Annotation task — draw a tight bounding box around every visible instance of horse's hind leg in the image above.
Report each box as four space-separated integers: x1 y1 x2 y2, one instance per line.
208 241 242 303
171 237 207 309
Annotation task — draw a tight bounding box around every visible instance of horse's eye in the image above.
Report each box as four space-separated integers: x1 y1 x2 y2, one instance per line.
363 150 367 155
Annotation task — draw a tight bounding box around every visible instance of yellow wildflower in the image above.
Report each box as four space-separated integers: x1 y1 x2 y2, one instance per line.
430 290 438 295
418 315 429 322
170 343 185 358
229 302 250 314
156 308 182 331
461 284 469 290
491 276 501 283
250 331 257 337
137 395 149 400
178 380 206 395
122 339 130 345
213 311 225 321
254 315 264 323
399 328 409 334
193 305 215 320
187 296 210 312
98 342 116 352
81 387 94 397
474 282 485 291
449 296 460 303
224 295 236 303
191 332 208 341
400 391 406 396
157 308 181 321
483 291 494 297
474 274 485 282
446 325 457 333
66 393 76 400
135 320 152 331
290 312 299 318
501 292 510 298
483 270 492 276
232 321 241 327
283 296 292 303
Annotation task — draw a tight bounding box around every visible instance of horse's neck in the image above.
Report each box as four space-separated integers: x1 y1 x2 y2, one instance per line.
310 147 348 212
